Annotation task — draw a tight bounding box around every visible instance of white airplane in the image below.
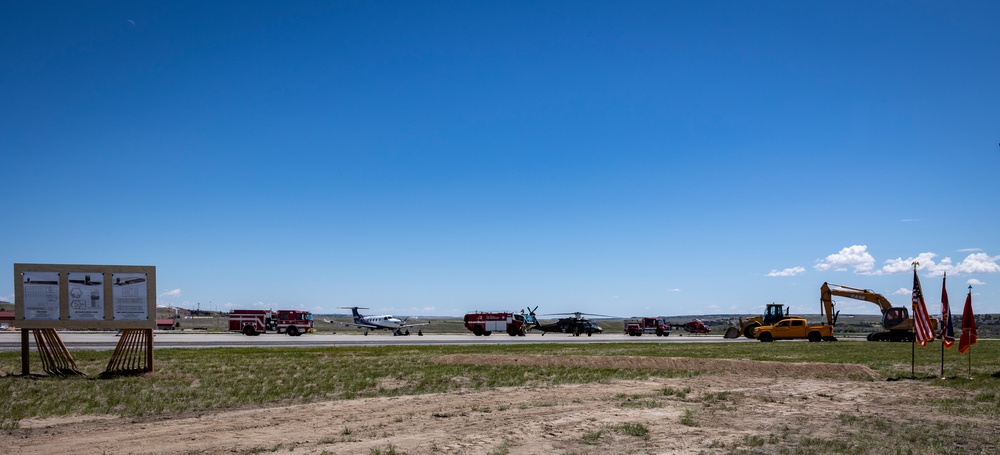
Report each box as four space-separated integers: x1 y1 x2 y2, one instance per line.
334 307 429 336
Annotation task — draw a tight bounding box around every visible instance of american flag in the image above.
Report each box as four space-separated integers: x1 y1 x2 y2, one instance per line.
939 275 955 349
911 269 935 347
959 289 978 354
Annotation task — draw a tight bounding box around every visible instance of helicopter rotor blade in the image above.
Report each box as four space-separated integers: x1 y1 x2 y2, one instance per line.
542 312 618 318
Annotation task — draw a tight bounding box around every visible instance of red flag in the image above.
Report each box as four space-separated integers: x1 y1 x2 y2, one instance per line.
911 269 934 346
959 289 978 354
939 275 955 349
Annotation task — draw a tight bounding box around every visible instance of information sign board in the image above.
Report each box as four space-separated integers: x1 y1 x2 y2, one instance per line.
13 264 156 329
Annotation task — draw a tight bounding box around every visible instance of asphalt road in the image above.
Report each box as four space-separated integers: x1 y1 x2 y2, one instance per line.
0 330 749 352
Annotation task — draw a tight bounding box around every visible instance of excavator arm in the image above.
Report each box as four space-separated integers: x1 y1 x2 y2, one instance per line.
818 283 840 327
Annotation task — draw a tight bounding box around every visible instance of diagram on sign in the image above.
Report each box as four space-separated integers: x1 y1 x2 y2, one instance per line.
113 273 148 320
68 272 104 320
22 271 60 320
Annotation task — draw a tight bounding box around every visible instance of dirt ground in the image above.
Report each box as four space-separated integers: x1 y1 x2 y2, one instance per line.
1 355 986 454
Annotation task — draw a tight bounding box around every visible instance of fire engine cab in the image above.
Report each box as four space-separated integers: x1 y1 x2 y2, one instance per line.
229 309 314 336
624 317 672 337
463 311 533 336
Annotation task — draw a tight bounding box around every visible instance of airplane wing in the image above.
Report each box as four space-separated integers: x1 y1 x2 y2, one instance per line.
339 321 380 329
400 322 430 328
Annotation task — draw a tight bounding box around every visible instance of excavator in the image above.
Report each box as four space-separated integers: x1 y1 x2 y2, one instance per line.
820 282 938 342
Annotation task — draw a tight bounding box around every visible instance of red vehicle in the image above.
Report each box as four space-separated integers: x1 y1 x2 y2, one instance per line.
624 317 672 337
679 319 711 334
229 309 314 336
464 311 533 336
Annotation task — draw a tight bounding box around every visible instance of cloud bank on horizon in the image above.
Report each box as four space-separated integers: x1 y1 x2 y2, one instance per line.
770 244 998 284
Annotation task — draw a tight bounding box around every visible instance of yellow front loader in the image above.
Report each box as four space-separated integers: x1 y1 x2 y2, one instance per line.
724 303 790 339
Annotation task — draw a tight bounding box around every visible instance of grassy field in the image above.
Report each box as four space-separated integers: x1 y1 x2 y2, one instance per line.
2 341 998 429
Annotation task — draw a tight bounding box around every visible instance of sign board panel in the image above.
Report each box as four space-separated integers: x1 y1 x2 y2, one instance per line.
68 272 104 320
22 271 60 320
112 273 148 320
13 264 156 329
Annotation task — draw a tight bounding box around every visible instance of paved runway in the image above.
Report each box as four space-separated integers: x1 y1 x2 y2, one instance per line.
0 330 745 352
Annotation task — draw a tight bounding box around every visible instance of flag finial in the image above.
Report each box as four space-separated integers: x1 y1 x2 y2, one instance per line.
912 261 919 271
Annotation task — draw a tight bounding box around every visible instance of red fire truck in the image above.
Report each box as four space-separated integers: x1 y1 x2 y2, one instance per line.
229 309 314 336
624 317 672 336
464 311 533 336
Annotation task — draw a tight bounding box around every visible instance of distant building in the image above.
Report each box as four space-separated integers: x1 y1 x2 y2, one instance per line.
156 318 176 330
0 311 14 329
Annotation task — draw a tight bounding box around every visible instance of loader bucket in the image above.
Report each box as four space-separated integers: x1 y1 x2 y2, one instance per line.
723 326 741 339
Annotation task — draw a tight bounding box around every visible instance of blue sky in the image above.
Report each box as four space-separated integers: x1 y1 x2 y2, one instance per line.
3 1 998 318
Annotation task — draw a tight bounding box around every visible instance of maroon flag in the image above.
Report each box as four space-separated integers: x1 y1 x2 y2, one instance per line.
939 275 955 349
911 269 934 346
959 289 978 354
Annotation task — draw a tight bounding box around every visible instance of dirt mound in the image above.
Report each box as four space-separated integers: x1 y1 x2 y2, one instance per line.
434 354 879 380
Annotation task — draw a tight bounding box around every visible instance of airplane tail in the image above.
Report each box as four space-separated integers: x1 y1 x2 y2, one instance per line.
350 307 364 322
338 307 366 323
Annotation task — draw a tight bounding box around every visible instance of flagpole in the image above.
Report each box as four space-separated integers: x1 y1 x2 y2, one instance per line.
910 261 923 379
910 261 920 379
940 272 946 379
910 262 918 378
940 335 944 378
962 284 976 379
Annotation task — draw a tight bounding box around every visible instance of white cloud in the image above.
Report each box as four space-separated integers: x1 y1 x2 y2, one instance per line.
952 253 1000 274
967 279 986 286
159 288 182 298
223 301 275 310
815 247 999 278
880 252 940 275
666 288 681 292
958 248 982 253
814 245 875 274
892 288 911 296
870 252 999 277
767 266 805 277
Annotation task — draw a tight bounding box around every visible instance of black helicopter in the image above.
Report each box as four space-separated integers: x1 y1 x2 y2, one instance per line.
531 310 614 336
